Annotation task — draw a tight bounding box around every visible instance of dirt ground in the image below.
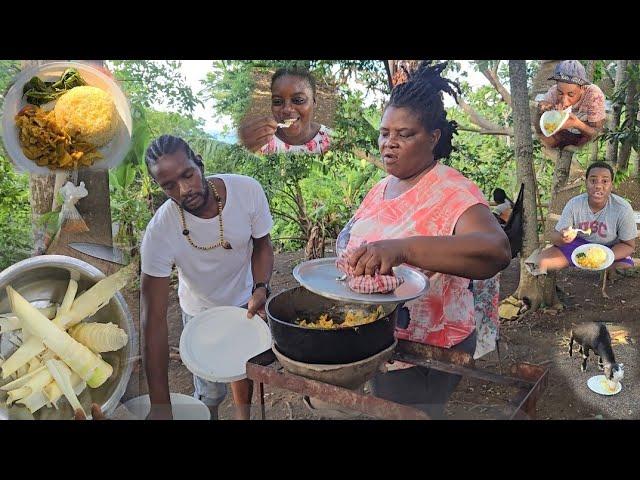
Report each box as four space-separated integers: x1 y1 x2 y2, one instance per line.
120 246 639 420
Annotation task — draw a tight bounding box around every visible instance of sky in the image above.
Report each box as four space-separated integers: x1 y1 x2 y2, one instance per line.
173 60 490 138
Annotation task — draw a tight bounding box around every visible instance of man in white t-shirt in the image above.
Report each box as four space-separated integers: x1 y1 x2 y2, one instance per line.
140 135 274 420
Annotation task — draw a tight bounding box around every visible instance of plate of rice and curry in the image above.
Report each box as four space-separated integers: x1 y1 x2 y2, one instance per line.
571 243 615 271
1 62 132 173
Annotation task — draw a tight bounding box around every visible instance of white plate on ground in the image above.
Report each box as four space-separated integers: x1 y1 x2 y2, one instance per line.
120 393 211 420
293 258 429 305
571 243 615 271
1 61 132 174
587 375 622 396
540 108 570 137
179 306 272 383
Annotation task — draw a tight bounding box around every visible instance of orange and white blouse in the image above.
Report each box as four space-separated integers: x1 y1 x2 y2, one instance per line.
336 162 490 348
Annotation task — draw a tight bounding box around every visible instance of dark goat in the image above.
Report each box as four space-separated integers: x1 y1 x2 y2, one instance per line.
569 322 624 382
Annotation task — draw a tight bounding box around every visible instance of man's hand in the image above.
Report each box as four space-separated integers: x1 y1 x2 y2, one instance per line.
74 403 107 420
538 101 555 113
561 227 578 244
247 288 267 319
348 239 407 276
560 113 579 131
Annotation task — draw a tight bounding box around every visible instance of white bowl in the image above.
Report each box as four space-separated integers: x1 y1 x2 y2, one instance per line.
571 243 615 271
540 109 570 137
1 61 132 174
120 393 211 420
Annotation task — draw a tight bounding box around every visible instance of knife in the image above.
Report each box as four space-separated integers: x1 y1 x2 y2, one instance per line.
68 243 130 265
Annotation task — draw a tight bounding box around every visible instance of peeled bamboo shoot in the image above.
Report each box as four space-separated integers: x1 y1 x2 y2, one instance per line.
57 263 136 329
0 306 57 333
1 365 47 391
46 360 84 416
6 368 52 404
19 371 85 414
69 322 128 353
52 275 79 328
1 336 46 379
6 286 113 387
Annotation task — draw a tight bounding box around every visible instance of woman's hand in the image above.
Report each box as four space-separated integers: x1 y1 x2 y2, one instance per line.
238 116 278 152
348 239 407 276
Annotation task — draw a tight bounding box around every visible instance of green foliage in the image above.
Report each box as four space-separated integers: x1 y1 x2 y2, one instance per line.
108 60 202 114
1 61 31 270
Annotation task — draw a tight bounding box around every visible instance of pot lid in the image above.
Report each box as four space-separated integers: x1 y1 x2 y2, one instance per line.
293 258 429 305
179 306 272 383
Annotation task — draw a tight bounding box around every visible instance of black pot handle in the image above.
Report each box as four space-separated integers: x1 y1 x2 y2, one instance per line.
397 304 411 330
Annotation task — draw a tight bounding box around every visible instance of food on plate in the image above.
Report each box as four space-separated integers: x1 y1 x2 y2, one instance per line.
544 121 558 133
600 376 618 393
14 105 103 169
22 68 87 106
296 305 385 329
575 246 607 269
53 85 119 147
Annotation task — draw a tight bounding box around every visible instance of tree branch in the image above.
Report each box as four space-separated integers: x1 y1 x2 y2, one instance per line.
456 96 512 135
353 148 384 169
481 67 512 106
457 125 513 136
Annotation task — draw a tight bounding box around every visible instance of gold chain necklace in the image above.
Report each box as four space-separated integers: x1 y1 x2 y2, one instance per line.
178 179 232 251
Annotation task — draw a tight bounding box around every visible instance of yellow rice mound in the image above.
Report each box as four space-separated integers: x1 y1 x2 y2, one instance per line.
576 246 607 269
54 86 119 147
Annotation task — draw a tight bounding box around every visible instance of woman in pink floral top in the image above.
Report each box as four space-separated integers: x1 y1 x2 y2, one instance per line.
238 67 332 155
336 61 510 418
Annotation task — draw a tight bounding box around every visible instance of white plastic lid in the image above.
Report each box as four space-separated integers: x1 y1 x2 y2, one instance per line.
179 306 272 383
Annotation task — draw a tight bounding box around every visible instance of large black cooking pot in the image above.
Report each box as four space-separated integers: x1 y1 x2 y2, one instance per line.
266 286 408 364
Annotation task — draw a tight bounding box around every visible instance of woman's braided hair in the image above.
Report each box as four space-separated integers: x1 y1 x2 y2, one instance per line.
387 61 460 160
271 67 317 97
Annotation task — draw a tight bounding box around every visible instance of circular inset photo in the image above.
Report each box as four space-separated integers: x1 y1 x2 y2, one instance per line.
1 62 132 174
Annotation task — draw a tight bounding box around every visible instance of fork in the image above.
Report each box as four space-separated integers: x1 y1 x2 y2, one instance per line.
571 227 592 235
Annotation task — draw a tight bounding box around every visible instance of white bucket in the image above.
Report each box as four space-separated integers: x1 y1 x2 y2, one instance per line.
120 393 211 420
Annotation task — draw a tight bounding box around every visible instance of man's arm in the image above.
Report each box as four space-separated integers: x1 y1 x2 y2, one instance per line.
247 234 274 318
141 273 173 419
612 238 635 261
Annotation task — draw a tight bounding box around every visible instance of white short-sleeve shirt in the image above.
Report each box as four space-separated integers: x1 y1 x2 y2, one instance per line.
141 174 273 316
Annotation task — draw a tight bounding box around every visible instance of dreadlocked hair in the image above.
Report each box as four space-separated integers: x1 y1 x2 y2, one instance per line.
387 61 461 160
145 134 204 172
272 67 317 97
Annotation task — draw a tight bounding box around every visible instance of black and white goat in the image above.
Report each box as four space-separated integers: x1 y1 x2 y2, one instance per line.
569 322 624 383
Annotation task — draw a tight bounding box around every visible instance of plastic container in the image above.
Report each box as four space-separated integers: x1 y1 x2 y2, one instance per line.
539 108 570 137
120 393 211 420
1 61 132 174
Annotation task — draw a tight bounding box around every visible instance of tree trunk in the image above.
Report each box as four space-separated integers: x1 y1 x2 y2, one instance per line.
531 60 559 97
21 61 57 255
606 60 628 166
509 60 559 311
22 60 116 274
617 60 639 171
